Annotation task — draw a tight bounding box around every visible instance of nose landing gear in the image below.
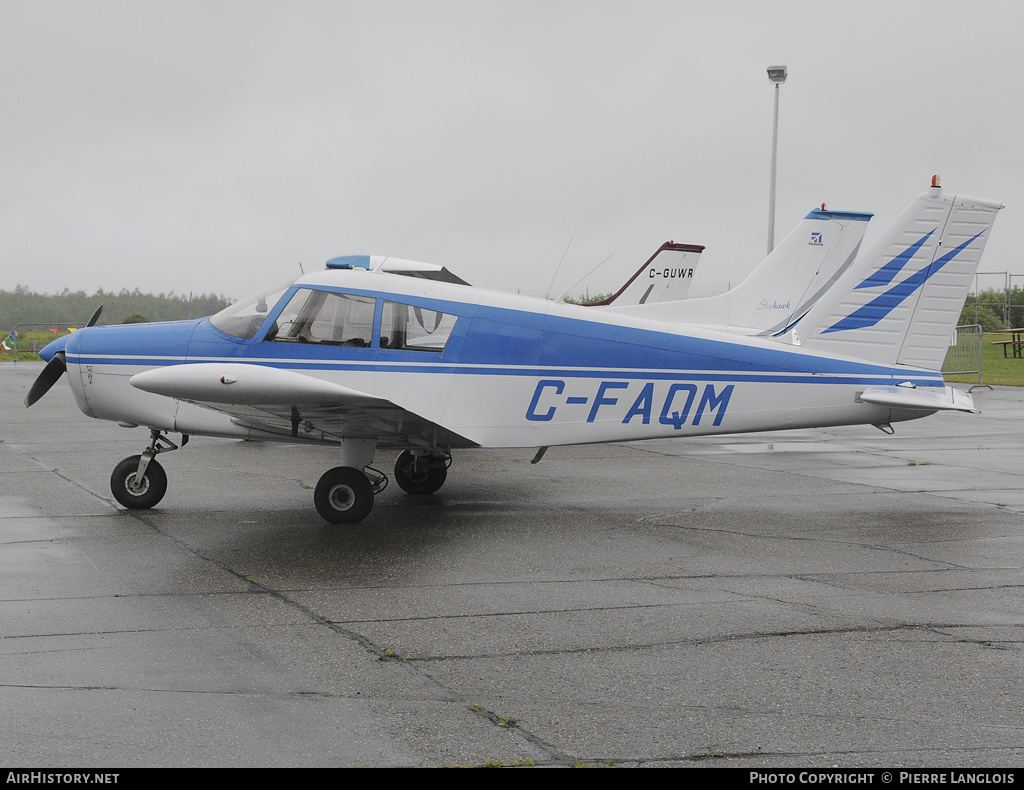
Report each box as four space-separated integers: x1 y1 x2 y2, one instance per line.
110 430 185 510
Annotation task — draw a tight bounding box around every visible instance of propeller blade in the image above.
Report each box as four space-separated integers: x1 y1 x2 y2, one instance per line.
86 304 103 327
24 351 67 408
24 307 100 408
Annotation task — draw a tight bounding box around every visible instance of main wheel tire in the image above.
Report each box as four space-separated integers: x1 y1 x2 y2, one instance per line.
314 466 374 524
394 450 448 495
110 455 167 510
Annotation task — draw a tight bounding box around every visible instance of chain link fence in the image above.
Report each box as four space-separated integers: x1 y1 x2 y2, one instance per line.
942 324 985 388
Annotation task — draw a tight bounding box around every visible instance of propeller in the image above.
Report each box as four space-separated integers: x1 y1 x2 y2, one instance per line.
24 351 67 407
24 304 103 408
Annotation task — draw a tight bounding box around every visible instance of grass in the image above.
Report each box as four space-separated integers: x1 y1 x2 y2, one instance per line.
0 350 54 362
944 333 1024 387
0 328 74 360
482 758 535 768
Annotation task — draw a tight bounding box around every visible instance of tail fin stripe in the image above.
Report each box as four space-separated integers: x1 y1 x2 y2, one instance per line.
853 230 935 290
822 230 984 334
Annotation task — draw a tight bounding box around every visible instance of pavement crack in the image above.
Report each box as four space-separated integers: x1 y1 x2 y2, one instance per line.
335 602 670 627
0 682 332 697
6 443 119 511
407 622 951 663
638 515 969 569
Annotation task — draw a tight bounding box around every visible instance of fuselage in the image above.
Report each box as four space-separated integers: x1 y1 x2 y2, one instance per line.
49 266 941 449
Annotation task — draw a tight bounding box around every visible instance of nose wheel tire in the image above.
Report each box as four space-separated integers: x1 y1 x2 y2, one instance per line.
110 455 167 510
314 466 374 524
394 450 448 495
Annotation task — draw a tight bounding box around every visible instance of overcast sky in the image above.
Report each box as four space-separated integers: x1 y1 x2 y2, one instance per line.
3 0 1021 301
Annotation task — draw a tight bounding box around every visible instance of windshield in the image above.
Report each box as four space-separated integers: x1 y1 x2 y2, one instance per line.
209 282 292 339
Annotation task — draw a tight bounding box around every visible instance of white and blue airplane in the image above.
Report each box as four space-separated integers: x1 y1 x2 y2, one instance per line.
25 178 1001 524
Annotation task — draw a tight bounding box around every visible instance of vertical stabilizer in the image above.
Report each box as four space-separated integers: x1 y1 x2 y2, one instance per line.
796 183 1002 369
585 242 704 306
725 208 872 333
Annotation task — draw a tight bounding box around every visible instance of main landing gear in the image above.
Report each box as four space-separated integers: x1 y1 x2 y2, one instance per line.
393 449 449 495
314 465 386 524
312 448 452 525
110 430 185 510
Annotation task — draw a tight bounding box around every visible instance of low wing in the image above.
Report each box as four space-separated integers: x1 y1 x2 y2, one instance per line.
130 363 476 448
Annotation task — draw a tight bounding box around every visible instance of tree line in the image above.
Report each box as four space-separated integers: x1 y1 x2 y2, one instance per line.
960 287 1024 331
1 286 230 332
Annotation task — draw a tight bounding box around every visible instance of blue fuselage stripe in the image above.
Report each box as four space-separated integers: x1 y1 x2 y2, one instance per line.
65 353 942 388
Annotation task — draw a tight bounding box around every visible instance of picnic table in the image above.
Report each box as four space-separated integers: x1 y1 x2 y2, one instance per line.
992 328 1024 358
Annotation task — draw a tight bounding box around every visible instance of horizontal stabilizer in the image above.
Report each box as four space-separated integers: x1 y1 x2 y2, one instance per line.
859 384 977 413
131 363 381 406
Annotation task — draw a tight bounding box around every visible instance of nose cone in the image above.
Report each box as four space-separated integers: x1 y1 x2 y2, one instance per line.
39 333 71 362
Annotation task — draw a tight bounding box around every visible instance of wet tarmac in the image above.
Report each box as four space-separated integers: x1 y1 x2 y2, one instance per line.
3 362 1023 767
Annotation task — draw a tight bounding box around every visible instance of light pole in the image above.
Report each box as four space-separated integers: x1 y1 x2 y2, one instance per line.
767 65 787 255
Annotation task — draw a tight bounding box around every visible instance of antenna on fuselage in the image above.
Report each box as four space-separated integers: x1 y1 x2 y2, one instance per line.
552 250 617 303
373 218 425 271
545 231 576 300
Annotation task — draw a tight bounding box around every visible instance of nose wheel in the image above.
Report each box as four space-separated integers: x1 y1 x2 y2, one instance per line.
111 455 168 509
110 429 184 510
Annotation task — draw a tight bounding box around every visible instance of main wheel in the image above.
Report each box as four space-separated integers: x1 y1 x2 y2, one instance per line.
314 466 374 524
110 455 167 510
394 450 448 495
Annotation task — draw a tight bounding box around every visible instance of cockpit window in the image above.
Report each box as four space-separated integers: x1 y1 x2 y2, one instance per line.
380 300 457 352
266 289 376 347
209 283 291 340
